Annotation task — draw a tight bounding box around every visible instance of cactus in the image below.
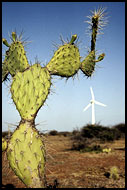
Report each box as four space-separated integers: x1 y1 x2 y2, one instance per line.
2 32 29 78
2 137 7 151
7 62 51 187
2 7 107 188
46 34 81 78
11 63 51 121
2 62 9 82
7 121 45 188
2 32 49 188
6 63 50 187
102 148 111 153
80 7 107 77
110 166 119 180
80 50 96 77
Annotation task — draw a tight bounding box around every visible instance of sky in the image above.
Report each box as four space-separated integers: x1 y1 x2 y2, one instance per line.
2 2 125 132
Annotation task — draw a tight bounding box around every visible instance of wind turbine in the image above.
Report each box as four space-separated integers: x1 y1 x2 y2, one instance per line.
83 87 107 125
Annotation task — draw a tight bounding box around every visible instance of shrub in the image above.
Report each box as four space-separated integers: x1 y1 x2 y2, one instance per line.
49 130 58 136
99 128 115 142
72 127 80 136
80 124 116 142
71 137 90 151
70 123 125 151
57 131 71 137
113 123 125 133
112 123 125 138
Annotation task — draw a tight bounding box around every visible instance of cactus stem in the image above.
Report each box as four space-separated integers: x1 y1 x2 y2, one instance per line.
86 7 108 51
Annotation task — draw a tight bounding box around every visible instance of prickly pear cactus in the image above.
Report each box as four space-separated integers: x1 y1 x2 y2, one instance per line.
7 121 45 188
2 7 108 188
46 35 81 78
2 137 7 151
11 63 51 121
2 32 29 78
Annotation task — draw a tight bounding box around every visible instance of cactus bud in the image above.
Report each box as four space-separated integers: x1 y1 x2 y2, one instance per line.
2 38 10 47
69 34 77 45
12 32 17 41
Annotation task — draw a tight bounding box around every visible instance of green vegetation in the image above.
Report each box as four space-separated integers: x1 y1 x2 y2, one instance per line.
104 166 119 180
71 123 125 152
49 130 58 136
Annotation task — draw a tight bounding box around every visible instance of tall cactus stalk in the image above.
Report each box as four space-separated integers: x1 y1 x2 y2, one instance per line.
2 7 107 188
80 7 107 77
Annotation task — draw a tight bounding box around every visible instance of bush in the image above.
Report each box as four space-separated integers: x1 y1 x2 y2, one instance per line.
71 123 125 151
99 128 116 142
57 131 71 137
80 124 116 142
80 124 104 138
112 123 125 138
71 137 102 153
49 130 58 136
113 123 125 133
71 137 91 151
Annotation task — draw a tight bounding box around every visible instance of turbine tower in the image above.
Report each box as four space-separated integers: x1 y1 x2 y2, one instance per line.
83 87 107 125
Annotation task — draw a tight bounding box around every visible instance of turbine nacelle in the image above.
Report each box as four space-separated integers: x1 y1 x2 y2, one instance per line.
90 99 94 104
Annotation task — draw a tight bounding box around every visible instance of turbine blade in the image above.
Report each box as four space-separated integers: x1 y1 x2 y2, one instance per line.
90 87 95 100
94 100 107 107
83 103 91 112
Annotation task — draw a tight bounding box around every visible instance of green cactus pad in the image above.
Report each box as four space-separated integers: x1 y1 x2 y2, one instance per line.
11 63 51 121
80 50 96 77
7 121 45 188
2 137 7 151
2 33 29 77
46 42 81 78
5 41 29 76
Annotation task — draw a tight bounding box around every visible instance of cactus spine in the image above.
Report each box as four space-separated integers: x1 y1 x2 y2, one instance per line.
2 7 107 188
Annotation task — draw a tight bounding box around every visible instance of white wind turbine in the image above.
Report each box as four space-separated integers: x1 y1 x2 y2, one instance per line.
83 87 107 125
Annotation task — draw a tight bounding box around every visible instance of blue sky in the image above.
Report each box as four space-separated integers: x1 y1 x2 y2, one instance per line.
2 2 125 132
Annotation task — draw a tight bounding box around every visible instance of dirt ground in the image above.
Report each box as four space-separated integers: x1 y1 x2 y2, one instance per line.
2 135 125 188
